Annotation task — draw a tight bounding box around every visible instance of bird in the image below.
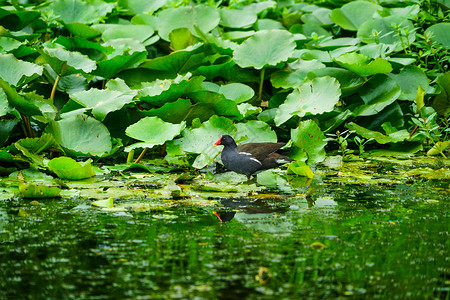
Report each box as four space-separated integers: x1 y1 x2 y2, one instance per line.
213 135 294 180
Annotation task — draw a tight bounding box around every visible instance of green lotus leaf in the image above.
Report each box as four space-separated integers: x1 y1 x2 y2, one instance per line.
357 16 415 52
346 122 410 144
45 0 114 24
157 5 220 41
218 83 255 103
140 98 192 124
425 23 450 49
93 24 156 46
271 59 326 89
291 120 327 164
354 74 401 117
0 119 19 148
0 53 43 86
71 87 137 121
139 74 203 107
0 8 40 31
335 52 392 77
275 76 341 126
307 67 364 97
330 1 383 31
0 37 24 52
125 116 186 151
48 157 96 180
219 8 257 28
63 23 101 39
39 42 97 76
388 66 429 101
287 161 315 178
0 78 42 116
18 182 61 198
47 114 112 157
235 120 277 143
93 38 147 79
119 0 166 14
234 30 296 69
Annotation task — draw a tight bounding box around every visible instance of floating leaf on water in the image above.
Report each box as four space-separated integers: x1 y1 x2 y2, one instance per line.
18 182 61 199
91 198 114 208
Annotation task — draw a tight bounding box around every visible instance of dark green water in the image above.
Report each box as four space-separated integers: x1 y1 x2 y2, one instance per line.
0 180 448 299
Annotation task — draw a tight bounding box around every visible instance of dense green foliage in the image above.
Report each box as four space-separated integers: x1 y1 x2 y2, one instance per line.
0 0 449 177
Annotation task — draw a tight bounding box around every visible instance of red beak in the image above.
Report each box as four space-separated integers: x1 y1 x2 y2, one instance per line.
213 136 222 146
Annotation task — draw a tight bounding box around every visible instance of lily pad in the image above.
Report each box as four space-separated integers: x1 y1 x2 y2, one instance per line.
275 76 341 126
48 157 96 180
233 30 296 69
18 182 61 198
291 120 327 164
125 116 186 151
0 53 43 86
335 52 392 77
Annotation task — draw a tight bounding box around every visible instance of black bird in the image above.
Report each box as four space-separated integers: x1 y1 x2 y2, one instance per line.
214 135 293 180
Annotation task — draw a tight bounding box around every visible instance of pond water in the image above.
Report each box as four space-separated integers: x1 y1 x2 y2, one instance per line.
0 160 449 299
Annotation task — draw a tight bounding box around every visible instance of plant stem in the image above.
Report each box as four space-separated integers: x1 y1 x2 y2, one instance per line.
50 74 61 100
21 113 33 138
258 68 265 103
134 147 148 164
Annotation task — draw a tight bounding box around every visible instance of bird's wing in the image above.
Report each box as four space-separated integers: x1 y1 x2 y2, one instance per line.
236 142 286 162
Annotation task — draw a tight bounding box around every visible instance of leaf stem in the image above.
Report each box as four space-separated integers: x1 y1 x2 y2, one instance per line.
258 68 265 103
50 74 61 100
134 147 148 164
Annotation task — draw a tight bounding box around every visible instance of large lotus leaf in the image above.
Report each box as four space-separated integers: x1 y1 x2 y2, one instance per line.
291 120 326 164
425 23 450 49
346 122 410 144
307 67 364 96
357 16 415 51
318 37 361 50
196 59 258 83
335 52 392 77
18 182 61 199
0 37 24 52
46 0 114 24
354 74 401 117
48 157 96 180
432 72 450 117
301 7 332 26
131 44 205 81
0 53 43 86
218 83 255 103
0 8 40 31
0 78 41 116
125 116 186 151
195 29 238 55
219 8 257 28
93 24 156 46
93 39 147 79
39 42 97 76
329 1 383 31
141 98 192 124
0 89 9 117
63 23 101 39
187 90 242 120
233 30 296 69
388 66 429 101
15 133 56 167
119 0 166 14
71 88 137 121
157 5 220 41
271 59 326 89
275 76 341 126
47 114 112 157
173 115 236 169
139 74 203 106
53 36 114 59
235 121 277 143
